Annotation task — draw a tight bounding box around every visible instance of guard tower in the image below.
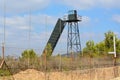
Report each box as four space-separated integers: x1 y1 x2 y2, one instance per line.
66 10 82 55
42 10 82 57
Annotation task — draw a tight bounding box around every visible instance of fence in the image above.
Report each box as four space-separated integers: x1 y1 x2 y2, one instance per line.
0 52 120 80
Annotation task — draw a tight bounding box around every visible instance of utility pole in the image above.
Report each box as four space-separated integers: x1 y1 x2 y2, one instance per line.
2 43 4 59
113 36 116 66
108 36 116 65
108 35 118 78
2 0 6 60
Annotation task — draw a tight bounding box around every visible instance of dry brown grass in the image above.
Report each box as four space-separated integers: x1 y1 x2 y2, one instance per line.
11 66 120 80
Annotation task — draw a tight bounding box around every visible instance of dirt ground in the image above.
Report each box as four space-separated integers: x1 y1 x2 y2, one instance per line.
110 77 120 80
3 66 119 80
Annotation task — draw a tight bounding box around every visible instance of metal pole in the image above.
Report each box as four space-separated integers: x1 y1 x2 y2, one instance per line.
108 35 118 78
113 36 116 66
59 54 62 71
113 35 117 78
44 50 47 80
108 35 117 65
113 36 116 58
29 9 31 49
4 0 6 45
28 9 31 68
44 15 47 80
2 3 6 75
2 43 4 60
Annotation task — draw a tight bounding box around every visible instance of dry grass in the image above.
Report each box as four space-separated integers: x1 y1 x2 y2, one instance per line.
11 66 120 80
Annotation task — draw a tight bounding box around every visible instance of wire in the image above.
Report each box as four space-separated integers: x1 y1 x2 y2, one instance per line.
2 0 6 59
29 9 31 50
3 0 6 44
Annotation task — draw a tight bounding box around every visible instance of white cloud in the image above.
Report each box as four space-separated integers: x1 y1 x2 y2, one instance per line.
31 14 58 26
1 0 120 15
62 0 96 10
98 0 120 8
6 16 28 30
0 13 58 55
0 0 50 14
60 0 120 10
112 14 120 24
79 16 91 26
0 14 57 30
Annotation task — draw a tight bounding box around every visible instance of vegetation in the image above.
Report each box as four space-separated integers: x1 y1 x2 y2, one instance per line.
21 49 37 59
42 43 52 58
18 49 38 69
0 31 120 74
0 69 11 76
83 31 120 57
46 43 52 57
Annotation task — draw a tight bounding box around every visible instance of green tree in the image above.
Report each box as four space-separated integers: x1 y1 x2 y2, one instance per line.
20 49 37 69
21 49 37 59
116 39 120 53
86 40 95 51
104 31 116 52
95 41 106 56
83 31 120 57
43 43 52 58
83 40 97 57
96 41 105 52
103 31 120 57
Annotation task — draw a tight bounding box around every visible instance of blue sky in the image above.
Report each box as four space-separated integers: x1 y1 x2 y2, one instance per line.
0 0 120 56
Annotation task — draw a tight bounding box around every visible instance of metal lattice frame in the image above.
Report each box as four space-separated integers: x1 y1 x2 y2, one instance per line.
67 22 81 55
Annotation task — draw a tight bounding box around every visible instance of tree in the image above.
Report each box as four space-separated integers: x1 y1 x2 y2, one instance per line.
96 41 105 52
21 49 37 59
20 49 38 69
95 41 106 56
43 43 52 58
83 31 120 57
83 40 97 57
86 40 95 51
116 39 120 53
104 31 116 52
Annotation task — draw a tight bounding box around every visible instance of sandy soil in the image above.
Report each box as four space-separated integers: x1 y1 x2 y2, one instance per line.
13 69 44 80
11 66 120 80
110 77 120 80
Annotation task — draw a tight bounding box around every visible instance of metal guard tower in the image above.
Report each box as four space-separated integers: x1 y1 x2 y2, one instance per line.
43 10 82 56
66 10 82 55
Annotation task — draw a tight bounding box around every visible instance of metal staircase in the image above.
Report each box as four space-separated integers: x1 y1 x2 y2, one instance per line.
43 18 66 55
